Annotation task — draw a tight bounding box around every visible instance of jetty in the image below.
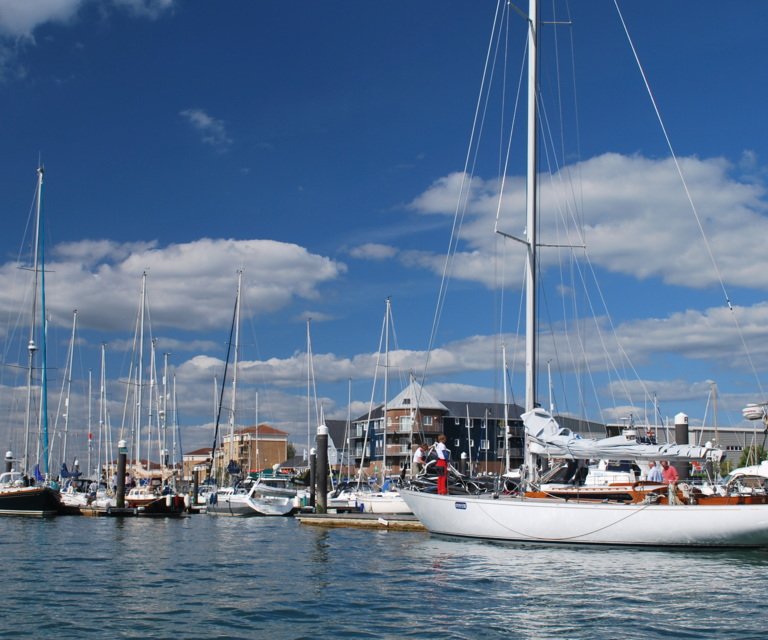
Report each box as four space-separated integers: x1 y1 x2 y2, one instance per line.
296 511 426 531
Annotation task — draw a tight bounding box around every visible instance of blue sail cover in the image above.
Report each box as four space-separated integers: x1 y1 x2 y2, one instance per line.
60 463 82 479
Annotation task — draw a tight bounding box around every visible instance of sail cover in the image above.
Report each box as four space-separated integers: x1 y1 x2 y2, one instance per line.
522 408 722 462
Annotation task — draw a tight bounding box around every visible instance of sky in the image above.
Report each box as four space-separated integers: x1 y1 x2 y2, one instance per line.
2 0 768 467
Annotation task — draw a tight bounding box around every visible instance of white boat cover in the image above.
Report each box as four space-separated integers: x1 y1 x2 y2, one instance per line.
523 408 722 462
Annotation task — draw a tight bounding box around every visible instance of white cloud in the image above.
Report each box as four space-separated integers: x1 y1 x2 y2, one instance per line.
0 237 347 334
0 0 175 36
406 153 768 290
0 0 83 38
0 0 175 80
112 0 175 19
179 108 232 150
348 243 398 260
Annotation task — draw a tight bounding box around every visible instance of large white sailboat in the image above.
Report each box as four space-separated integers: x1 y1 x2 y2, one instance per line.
400 0 768 547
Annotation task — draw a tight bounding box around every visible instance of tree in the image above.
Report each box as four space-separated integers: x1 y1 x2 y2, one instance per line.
738 445 767 468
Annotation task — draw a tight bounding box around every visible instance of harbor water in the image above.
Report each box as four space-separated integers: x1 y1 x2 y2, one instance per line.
2 515 767 639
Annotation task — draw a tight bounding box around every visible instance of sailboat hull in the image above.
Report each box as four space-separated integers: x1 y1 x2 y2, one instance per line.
206 489 295 517
400 489 768 547
0 486 60 517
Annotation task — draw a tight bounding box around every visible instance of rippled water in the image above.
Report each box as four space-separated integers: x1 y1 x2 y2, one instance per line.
2 515 767 639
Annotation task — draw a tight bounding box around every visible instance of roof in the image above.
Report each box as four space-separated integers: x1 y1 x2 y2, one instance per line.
388 379 448 411
440 400 524 421
236 423 288 437
184 447 213 457
324 419 349 449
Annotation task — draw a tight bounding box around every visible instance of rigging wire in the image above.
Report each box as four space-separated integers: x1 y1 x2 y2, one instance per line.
613 0 765 401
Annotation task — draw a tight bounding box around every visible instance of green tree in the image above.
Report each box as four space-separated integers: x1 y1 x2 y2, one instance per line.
737 444 767 468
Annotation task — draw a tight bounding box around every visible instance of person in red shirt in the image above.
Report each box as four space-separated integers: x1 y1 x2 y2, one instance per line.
660 460 679 484
435 434 450 495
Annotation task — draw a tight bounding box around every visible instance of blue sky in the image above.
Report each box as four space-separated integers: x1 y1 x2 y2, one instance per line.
2 0 768 464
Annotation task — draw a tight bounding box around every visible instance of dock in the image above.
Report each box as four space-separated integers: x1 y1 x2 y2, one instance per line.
296 512 426 531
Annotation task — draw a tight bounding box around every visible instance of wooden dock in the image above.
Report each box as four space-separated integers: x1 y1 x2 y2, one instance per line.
296 512 426 531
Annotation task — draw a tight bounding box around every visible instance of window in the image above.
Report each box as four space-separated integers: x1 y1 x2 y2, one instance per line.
454 439 461 447
423 415 433 426
399 416 413 432
403 398 410 405
480 439 490 450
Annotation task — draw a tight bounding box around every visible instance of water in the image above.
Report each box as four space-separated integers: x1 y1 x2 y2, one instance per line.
2 515 767 639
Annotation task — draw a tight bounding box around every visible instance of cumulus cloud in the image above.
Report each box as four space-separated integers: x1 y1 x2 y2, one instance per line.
0 0 175 80
179 108 232 150
406 153 768 290
348 243 398 260
0 237 346 334
0 0 84 38
0 0 175 37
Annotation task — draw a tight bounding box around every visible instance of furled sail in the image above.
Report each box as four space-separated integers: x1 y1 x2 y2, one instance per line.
523 408 722 462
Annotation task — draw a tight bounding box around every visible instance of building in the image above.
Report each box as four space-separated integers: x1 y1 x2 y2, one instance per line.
181 447 212 483
349 379 525 476
218 423 289 475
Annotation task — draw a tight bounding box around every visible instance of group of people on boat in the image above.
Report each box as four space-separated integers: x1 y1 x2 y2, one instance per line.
643 460 679 484
411 435 451 494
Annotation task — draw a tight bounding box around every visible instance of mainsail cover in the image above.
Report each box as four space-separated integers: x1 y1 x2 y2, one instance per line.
522 408 722 462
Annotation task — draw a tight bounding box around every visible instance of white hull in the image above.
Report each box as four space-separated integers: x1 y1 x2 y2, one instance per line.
358 492 412 515
400 489 768 547
207 490 294 517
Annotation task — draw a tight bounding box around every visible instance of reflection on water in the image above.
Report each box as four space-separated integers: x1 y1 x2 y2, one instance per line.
1 516 766 639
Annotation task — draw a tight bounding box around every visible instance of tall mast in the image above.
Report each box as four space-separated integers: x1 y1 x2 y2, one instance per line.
503 343 510 473
87 367 92 480
382 297 390 483
57 309 78 473
135 271 147 469
345 378 352 479
229 270 242 472
148 338 157 472
23 166 44 475
525 0 539 414
523 0 539 479
254 391 259 473
99 344 107 481
162 350 169 471
39 168 50 478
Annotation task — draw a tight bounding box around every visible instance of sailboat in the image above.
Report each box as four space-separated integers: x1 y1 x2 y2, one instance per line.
206 272 294 517
0 166 61 516
118 272 184 516
328 298 411 515
400 0 768 547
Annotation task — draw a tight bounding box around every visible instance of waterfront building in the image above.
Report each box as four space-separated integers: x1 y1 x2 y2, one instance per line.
222 423 289 473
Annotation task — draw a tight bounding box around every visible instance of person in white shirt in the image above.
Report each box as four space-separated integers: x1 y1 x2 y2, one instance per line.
412 443 427 476
645 461 663 483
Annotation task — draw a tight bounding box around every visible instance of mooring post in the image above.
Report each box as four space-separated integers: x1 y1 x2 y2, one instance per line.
674 412 689 481
191 466 200 513
316 424 328 514
309 447 317 509
116 439 127 509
